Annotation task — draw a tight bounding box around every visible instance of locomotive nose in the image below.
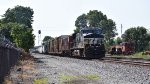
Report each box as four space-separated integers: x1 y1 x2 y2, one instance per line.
84 44 105 58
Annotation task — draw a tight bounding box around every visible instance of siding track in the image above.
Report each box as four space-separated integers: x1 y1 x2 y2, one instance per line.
101 56 150 66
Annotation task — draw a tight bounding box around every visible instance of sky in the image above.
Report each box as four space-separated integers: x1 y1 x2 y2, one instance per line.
0 0 150 46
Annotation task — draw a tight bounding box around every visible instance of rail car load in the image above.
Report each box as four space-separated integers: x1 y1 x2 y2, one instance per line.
38 27 105 58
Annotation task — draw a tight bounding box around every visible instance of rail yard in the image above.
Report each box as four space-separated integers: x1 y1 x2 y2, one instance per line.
1 26 150 84
1 2 150 84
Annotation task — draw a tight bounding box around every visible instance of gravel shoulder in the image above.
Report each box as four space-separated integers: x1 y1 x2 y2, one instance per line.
4 53 150 84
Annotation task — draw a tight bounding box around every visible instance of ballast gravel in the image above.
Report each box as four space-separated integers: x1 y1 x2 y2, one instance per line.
33 54 150 84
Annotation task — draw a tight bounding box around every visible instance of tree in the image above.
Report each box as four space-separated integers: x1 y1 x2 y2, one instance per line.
43 36 53 42
87 10 107 27
74 14 87 33
0 5 35 52
100 19 117 43
0 23 13 42
122 26 150 52
73 27 80 33
75 14 87 28
74 10 117 44
115 37 122 45
11 23 35 52
2 5 34 28
147 34 150 50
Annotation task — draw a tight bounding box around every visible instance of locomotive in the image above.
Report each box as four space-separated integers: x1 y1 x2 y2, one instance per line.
36 27 105 58
70 28 105 58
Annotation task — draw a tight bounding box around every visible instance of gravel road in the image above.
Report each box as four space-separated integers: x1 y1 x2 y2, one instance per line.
32 54 150 84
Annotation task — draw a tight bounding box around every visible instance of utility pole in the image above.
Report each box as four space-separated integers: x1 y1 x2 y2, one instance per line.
121 24 123 37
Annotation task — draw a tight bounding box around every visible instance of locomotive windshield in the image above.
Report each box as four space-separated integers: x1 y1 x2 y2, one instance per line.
81 28 102 35
81 28 104 38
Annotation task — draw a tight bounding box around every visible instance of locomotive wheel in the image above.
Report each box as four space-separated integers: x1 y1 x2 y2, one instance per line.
70 49 73 57
79 49 84 57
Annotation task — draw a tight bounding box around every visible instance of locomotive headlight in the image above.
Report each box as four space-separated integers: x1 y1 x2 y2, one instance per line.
96 46 99 47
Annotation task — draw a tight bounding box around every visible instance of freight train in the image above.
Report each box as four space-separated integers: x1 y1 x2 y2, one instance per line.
34 27 105 58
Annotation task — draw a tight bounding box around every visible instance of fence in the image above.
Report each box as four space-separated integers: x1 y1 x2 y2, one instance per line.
0 35 21 83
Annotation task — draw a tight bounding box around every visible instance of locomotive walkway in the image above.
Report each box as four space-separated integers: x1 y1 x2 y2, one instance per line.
4 54 150 84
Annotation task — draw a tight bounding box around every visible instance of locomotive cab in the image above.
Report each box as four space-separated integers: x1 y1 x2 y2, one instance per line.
71 28 105 58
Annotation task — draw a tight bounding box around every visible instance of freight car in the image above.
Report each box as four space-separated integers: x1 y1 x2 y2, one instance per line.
45 27 105 58
109 42 134 55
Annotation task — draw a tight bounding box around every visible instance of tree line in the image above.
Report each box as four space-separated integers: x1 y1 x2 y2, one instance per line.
74 10 150 52
0 5 35 52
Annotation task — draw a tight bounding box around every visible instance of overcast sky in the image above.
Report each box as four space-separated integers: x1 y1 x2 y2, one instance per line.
0 0 150 46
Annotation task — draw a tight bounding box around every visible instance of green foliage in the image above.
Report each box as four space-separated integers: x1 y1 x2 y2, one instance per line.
43 36 53 42
2 5 34 28
75 10 117 45
60 74 100 83
0 5 35 52
111 53 150 59
122 26 150 52
10 23 35 52
104 38 115 52
33 77 48 84
108 39 115 45
0 23 14 42
115 37 122 45
73 27 80 33
100 19 117 41
75 14 87 29
87 10 107 27
131 52 150 59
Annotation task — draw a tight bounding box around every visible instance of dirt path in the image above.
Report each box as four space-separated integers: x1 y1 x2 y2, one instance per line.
4 56 37 84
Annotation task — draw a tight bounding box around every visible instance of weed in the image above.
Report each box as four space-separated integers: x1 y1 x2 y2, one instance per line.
33 77 48 84
60 74 100 83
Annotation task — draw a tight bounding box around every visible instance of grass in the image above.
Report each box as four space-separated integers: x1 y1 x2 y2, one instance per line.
33 77 48 84
83 74 100 80
130 52 150 59
60 74 100 83
60 74 78 82
111 52 150 60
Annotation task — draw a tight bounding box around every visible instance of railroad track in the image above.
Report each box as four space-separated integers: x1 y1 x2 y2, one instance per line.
101 57 150 66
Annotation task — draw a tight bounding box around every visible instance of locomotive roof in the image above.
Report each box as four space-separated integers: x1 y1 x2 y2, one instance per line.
80 27 102 34
80 27 102 30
